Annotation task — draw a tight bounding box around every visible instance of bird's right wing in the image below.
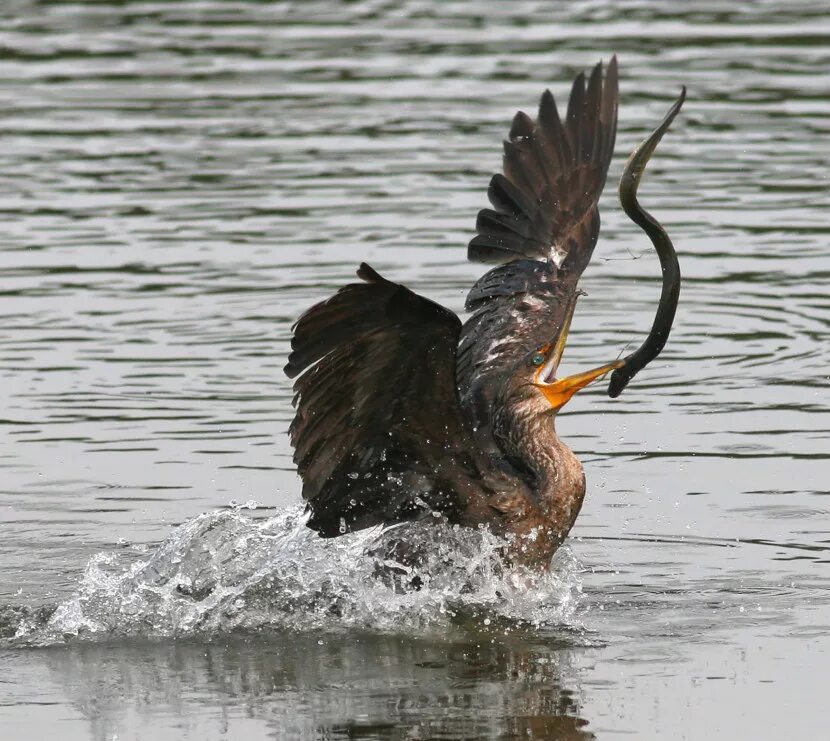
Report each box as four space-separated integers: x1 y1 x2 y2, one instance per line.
285 263 477 536
468 57 618 276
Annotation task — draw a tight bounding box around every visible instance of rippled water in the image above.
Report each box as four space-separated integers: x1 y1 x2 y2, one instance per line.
1 1 829 739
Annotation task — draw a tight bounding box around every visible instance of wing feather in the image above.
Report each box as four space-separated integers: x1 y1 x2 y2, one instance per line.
285 263 474 536
468 57 619 274
459 60 620 446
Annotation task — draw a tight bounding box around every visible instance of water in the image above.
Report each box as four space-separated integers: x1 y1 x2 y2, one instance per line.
1 0 828 738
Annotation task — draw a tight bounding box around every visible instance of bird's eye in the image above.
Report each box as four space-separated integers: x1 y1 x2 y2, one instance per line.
531 352 546 367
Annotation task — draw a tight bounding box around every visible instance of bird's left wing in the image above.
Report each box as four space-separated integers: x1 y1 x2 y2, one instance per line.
285 263 477 536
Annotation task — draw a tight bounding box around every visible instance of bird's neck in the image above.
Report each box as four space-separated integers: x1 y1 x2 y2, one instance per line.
495 404 587 540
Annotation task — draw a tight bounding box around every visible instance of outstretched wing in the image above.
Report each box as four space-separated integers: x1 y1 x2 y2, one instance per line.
459 59 620 447
468 57 618 274
285 263 475 536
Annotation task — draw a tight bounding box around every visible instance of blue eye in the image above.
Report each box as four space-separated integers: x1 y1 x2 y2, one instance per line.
531 352 545 367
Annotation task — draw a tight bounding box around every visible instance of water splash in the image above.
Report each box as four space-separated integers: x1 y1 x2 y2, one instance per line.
10 506 583 646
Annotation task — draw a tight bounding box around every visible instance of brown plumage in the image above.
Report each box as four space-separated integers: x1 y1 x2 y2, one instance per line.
285 58 678 568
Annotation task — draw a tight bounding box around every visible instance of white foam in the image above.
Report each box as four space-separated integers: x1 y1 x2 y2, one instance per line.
14 506 583 645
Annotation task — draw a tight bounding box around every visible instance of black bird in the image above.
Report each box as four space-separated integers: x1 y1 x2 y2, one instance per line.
285 58 683 568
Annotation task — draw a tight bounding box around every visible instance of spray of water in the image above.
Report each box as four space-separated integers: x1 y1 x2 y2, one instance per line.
10 506 583 646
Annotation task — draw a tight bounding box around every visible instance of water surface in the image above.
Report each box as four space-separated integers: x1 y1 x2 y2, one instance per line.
1 1 829 739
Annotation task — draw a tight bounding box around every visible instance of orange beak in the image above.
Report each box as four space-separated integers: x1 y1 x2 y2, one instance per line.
535 360 624 410
532 294 624 410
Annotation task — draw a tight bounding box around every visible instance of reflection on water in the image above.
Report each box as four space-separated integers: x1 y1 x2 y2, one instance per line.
38 636 593 740
1 0 829 738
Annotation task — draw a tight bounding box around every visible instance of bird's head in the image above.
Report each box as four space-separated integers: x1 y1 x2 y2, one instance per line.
523 293 623 414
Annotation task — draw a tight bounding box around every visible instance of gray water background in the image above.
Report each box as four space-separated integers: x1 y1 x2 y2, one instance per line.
0 0 829 739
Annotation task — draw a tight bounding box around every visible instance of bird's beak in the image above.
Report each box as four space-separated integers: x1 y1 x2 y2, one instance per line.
533 295 624 410
536 360 624 410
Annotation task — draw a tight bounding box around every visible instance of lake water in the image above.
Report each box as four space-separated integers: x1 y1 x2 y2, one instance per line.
1 1 828 739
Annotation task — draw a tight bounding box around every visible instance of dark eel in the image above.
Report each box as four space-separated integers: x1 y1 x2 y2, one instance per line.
607 87 686 398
